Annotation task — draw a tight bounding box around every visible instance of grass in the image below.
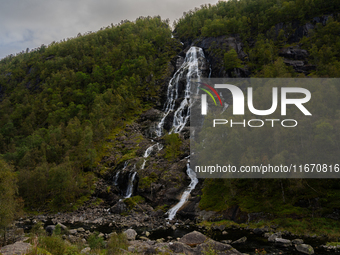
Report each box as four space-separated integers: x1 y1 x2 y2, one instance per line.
199 217 340 241
26 225 132 255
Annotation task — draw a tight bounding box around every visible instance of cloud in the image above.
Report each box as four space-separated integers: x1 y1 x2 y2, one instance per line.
0 0 218 59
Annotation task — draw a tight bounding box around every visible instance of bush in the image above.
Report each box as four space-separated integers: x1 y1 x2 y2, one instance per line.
164 133 182 161
107 233 129 255
87 231 105 250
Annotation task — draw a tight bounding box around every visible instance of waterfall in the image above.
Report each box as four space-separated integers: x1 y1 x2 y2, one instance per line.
116 47 204 212
161 46 204 220
167 161 198 220
125 172 137 198
156 46 205 136
141 143 163 170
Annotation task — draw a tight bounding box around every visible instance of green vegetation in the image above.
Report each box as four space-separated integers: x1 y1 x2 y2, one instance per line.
124 195 145 209
27 224 130 255
174 0 339 42
139 172 158 189
176 0 340 231
0 16 179 210
164 133 182 161
200 217 340 240
88 232 106 250
106 233 129 254
175 0 340 76
0 159 22 243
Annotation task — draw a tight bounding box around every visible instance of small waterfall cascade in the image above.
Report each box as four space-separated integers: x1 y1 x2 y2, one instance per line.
167 160 198 220
113 161 138 198
141 143 163 170
124 172 137 198
156 46 206 136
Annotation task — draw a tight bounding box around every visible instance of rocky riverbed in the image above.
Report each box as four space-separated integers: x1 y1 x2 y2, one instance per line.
2 205 338 255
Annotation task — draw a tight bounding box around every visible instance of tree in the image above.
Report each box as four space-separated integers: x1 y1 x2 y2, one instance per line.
0 159 20 244
224 48 243 70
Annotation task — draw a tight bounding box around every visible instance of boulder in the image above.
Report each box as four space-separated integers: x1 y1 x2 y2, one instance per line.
232 236 247 244
179 231 208 247
111 201 128 214
196 239 243 254
80 247 91 254
0 241 31 255
169 241 193 254
45 225 55 235
275 238 292 247
292 239 304 245
295 244 314 255
268 232 282 242
124 229 137 241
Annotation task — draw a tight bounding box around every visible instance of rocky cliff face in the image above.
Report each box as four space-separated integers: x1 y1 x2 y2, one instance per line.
81 14 331 223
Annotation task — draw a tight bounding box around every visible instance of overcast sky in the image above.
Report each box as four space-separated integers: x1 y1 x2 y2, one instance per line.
0 0 219 59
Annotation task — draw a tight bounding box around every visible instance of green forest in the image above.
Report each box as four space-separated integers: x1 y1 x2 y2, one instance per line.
0 16 180 214
1 0 340 244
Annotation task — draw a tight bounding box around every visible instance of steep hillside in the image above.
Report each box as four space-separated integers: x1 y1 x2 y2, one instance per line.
0 16 180 211
1 1 340 250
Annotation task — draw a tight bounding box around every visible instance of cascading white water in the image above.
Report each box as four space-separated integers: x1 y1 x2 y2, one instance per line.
125 172 137 198
167 161 198 220
141 143 163 170
156 47 205 136
118 47 204 212
162 47 205 220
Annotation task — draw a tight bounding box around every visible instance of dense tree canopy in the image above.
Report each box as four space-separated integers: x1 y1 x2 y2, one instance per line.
0 16 179 210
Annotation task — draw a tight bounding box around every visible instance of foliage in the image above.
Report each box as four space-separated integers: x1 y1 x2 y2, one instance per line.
0 159 21 241
224 48 243 70
87 231 106 250
164 133 182 161
106 233 129 255
138 172 158 189
124 195 145 209
0 16 179 210
174 0 340 42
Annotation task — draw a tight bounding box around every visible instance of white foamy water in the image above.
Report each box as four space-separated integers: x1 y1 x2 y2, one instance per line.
166 161 198 220
156 47 205 136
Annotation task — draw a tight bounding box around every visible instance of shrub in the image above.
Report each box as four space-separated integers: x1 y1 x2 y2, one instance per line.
87 231 105 250
106 233 129 255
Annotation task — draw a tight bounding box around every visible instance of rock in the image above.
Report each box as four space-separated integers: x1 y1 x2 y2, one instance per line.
253 228 266 235
111 201 128 214
232 236 247 244
145 231 150 237
171 225 176 230
279 46 309 60
196 239 243 254
45 225 55 235
57 222 67 230
222 240 232 244
0 241 32 255
179 230 208 247
98 232 105 238
156 238 164 243
222 231 228 235
213 224 226 231
268 232 282 242
169 241 193 254
77 227 85 232
69 229 77 235
81 247 91 254
275 238 292 247
292 239 304 245
124 229 137 240
68 235 78 243
295 244 314 254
